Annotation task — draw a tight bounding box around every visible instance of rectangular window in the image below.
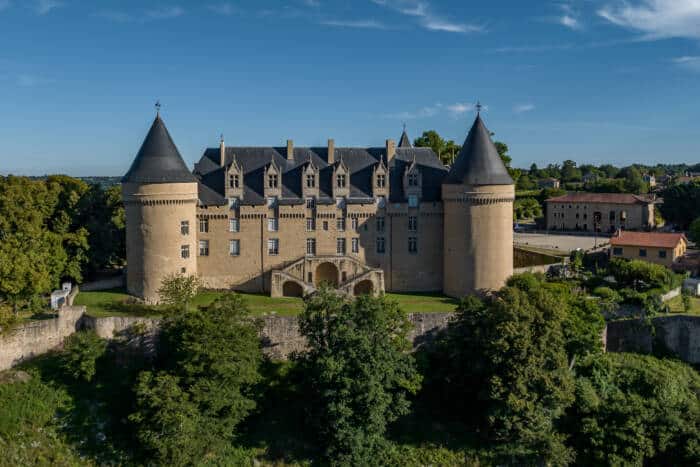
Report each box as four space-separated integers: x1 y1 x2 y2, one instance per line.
198 240 209 257
323 221 329 231
376 237 385 254
306 197 315 209
351 217 358 230
181 220 190 236
408 237 418 254
336 238 346 255
639 249 647 257
199 218 209 233
659 250 667 259
408 195 418 208
377 174 386 188
612 247 623 256
377 196 387 208
229 239 240 256
376 217 385 233
306 174 315 188
229 218 239 233
352 237 359 254
408 216 417 232
267 238 279 255
408 173 419 187
337 218 346 231
268 174 278 189
306 238 316 256
306 218 315 231
229 174 239 188
181 244 190 259
268 218 278 232
336 174 346 188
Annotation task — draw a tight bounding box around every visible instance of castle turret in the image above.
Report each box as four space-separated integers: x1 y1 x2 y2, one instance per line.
442 113 514 298
122 112 199 303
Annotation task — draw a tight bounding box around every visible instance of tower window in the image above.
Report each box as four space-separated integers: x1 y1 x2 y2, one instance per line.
306 174 315 188
337 218 346 231
199 218 209 233
351 217 359 230
336 238 346 255
268 174 278 189
408 173 419 187
181 220 189 236
267 238 279 255
229 239 240 256
229 218 239 233
268 218 278 232
408 237 418 254
306 238 316 256
376 237 385 254
376 217 385 232
306 218 315 231
181 244 190 259
336 174 346 188
229 174 240 188
306 198 315 209
352 237 359 254
198 240 209 257
377 174 386 188
323 221 329 231
408 216 417 232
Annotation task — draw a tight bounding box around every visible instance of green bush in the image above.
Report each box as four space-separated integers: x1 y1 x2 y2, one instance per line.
61 330 108 382
609 258 674 292
592 286 622 303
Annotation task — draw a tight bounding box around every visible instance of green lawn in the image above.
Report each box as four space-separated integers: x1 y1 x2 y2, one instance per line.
75 288 457 318
667 295 700 316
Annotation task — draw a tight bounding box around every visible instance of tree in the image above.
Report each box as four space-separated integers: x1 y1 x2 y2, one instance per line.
294 288 421 464
514 197 542 220
688 217 700 244
157 273 202 309
78 184 125 275
561 160 582 182
130 293 262 464
608 258 674 291
413 130 460 165
621 166 648 194
659 180 700 229
566 353 700 465
61 331 108 382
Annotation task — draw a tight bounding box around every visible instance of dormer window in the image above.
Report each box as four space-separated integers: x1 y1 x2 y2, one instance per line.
377 174 386 188
268 174 278 189
408 173 419 187
229 174 240 188
336 174 346 188
306 174 316 188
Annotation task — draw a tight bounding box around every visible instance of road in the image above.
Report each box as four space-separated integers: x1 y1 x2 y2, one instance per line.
514 232 608 253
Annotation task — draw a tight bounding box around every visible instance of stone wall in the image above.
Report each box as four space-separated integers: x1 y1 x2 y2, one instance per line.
606 315 700 364
0 307 85 371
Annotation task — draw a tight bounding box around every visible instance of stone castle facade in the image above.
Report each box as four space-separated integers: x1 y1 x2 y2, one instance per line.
123 112 514 303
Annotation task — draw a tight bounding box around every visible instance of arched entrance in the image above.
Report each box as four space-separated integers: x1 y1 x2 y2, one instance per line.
353 280 374 296
315 262 339 287
282 281 304 297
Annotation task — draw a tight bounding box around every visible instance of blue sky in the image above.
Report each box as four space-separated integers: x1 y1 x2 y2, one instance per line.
0 0 699 175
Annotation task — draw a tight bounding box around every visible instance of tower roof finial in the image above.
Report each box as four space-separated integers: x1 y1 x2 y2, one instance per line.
475 101 483 115
155 100 162 117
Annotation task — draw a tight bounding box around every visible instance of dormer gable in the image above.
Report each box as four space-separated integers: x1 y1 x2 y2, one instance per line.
224 155 243 200
333 157 350 198
302 161 319 198
264 160 282 198
373 160 388 197
404 156 422 203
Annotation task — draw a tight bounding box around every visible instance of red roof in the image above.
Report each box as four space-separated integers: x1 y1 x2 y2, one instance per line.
545 192 653 205
610 231 687 249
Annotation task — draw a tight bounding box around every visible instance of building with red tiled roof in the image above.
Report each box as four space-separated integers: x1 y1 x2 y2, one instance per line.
610 230 687 267
545 192 656 233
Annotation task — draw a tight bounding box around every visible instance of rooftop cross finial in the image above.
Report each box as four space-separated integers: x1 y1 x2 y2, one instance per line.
155 100 161 116
402 121 407 132
220 133 224 143
475 101 483 115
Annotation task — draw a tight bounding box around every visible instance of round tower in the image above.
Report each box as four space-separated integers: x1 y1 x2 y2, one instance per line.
442 113 514 298
122 111 199 303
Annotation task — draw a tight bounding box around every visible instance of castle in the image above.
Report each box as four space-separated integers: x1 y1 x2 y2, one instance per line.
122 111 514 303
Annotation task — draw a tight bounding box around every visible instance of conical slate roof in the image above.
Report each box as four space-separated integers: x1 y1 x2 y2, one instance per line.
122 115 197 184
445 115 513 185
398 129 412 148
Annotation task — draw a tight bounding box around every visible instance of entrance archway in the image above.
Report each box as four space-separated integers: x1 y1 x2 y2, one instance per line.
315 262 339 287
282 281 304 297
353 280 374 296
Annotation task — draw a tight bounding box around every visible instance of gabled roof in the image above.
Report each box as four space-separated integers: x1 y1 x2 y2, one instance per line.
610 231 687 249
546 193 654 205
398 129 412 148
123 115 197 184
445 115 513 186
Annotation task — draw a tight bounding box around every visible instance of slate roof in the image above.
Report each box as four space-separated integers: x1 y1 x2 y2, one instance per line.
193 142 448 206
546 193 655 205
398 130 412 148
123 115 198 184
610 231 687 249
445 115 513 186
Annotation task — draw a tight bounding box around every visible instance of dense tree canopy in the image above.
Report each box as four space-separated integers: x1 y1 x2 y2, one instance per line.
659 180 700 229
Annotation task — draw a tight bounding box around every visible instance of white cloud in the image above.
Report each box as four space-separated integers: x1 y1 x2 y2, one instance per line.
372 0 482 34
599 0 700 39
447 102 474 116
386 102 480 120
35 0 62 15
208 3 237 15
673 55 700 71
146 6 185 20
560 14 581 30
320 19 388 29
514 104 535 114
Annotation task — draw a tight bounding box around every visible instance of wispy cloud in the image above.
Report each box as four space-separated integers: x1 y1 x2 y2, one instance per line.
320 19 388 29
447 102 474 116
598 0 700 40
208 3 237 15
555 2 583 30
146 6 184 20
514 104 535 114
385 101 479 120
35 0 62 15
495 43 574 53
372 0 482 34
673 56 700 71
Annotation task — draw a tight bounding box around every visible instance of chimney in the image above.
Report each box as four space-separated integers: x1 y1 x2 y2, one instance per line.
220 135 226 167
386 139 396 163
287 139 294 161
328 139 335 165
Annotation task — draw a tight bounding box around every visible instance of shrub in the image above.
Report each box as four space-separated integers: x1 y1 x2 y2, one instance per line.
61 331 108 382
